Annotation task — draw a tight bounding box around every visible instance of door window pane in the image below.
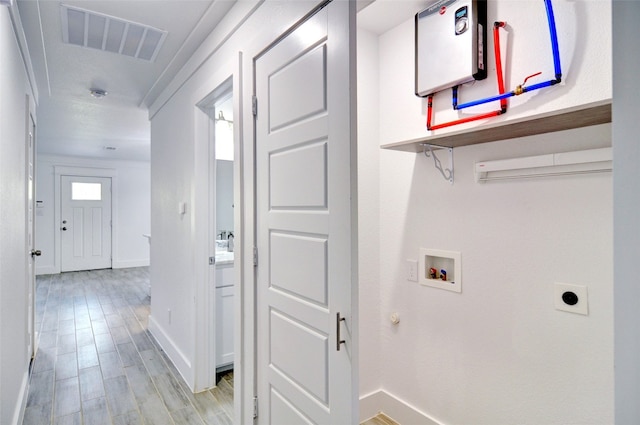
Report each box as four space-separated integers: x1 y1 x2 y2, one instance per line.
72 182 102 200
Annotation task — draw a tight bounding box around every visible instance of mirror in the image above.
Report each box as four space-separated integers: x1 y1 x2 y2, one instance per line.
215 95 234 246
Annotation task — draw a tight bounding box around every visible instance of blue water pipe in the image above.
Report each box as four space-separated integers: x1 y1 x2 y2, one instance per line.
545 0 562 79
454 0 562 111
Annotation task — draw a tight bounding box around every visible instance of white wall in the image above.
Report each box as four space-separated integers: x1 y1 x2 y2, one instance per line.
612 1 640 423
359 0 614 423
35 155 150 274
377 127 613 424
0 5 35 424
357 26 381 399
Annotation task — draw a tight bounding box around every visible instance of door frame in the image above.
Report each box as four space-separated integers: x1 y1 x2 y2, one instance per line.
25 98 37 363
53 166 117 274
193 55 243 393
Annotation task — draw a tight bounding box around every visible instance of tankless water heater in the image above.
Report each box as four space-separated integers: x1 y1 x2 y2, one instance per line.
415 0 487 97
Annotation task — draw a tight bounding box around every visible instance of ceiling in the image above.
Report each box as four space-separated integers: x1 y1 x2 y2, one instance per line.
16 0 425 162
18 0 237 161
358 0 427 35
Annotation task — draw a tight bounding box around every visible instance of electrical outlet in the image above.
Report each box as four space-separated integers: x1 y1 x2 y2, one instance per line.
168 308 172 324
554 282 588 315
407 259 418 282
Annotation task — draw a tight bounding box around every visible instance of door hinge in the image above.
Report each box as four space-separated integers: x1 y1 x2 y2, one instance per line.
252 95 258 117
253 247 258 267
253 396 258 419
209 256 215 265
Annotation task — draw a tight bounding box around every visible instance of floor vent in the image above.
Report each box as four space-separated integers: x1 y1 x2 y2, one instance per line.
60 4 167 62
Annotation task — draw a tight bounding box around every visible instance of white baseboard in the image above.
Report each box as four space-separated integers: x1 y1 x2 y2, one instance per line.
148 315 193 389
36 259 149 275
360 389 442 425
112 259 150 269
13 369 29 425
36 265 58 275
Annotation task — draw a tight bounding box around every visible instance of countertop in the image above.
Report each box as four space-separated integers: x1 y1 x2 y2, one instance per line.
215 251 234 266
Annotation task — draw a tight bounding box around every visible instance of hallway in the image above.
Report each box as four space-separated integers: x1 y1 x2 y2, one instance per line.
23 268 233 425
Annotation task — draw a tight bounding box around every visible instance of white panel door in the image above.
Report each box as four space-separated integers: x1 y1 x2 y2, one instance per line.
255 2 357 424
61 176 112 272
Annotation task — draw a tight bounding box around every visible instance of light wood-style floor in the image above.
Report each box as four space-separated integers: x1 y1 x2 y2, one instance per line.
22 267 233 425
22 267 401 424
361 412 400 425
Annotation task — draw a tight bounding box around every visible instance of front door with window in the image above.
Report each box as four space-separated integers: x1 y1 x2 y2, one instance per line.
60 176 112 272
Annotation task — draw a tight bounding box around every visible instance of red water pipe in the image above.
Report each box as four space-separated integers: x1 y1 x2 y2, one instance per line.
427 22 507 131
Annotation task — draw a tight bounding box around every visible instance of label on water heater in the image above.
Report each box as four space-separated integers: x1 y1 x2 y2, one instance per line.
418 0 458 18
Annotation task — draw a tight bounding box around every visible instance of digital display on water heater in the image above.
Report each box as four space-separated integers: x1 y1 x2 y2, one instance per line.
455 6 469 35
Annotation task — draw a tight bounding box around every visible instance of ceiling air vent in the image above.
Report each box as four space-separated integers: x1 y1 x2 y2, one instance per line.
60 4 167 62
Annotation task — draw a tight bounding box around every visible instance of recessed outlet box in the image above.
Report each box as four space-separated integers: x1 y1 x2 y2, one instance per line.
554 282 588 315
418 248 461 293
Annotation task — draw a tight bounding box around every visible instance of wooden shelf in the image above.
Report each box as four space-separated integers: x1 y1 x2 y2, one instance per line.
381 99 612 152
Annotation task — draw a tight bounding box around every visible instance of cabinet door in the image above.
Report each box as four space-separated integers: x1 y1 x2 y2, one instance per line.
216 285 234 367
215 264 234 288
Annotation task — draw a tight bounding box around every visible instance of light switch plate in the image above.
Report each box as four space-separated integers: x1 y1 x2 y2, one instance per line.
407 259 418 282
554 282 588 315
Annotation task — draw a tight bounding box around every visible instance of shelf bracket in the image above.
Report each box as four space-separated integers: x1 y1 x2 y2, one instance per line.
423 144 454 184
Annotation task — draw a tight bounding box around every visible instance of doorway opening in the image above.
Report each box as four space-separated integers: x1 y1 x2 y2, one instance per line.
213 91 235 380
195 76 237 393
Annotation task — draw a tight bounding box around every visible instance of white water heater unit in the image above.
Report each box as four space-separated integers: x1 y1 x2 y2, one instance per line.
415 0 487 97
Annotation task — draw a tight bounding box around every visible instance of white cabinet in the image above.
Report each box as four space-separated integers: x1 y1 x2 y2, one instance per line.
215 262 234 287
215 264 234 368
